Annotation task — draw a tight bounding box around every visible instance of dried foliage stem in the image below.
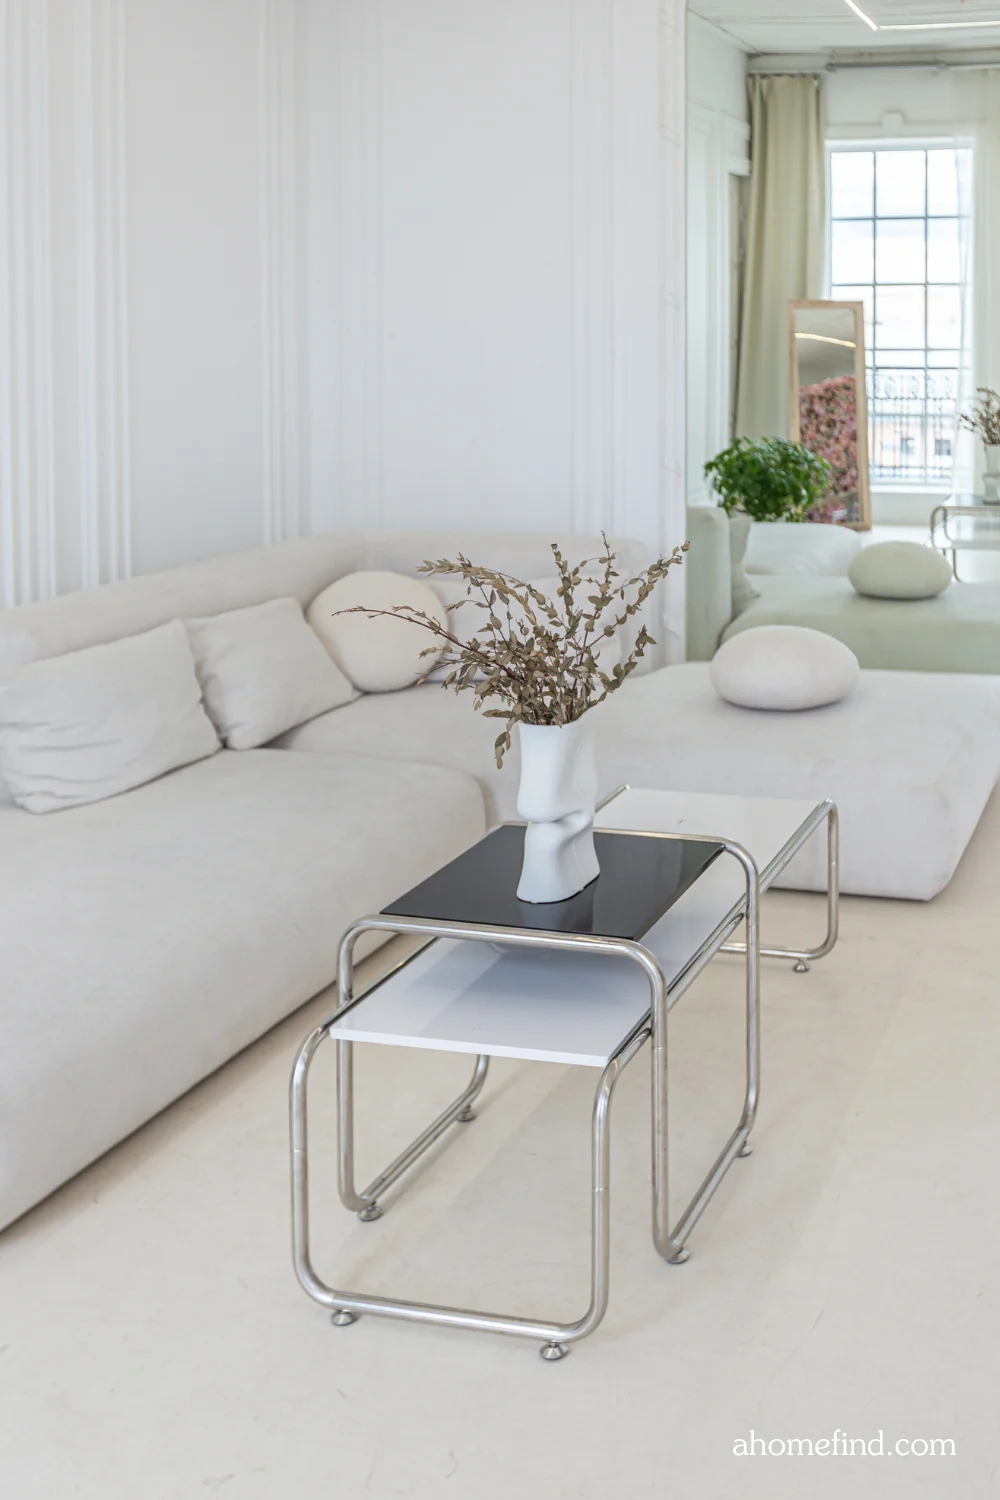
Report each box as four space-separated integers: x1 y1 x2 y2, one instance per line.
334 534 688 766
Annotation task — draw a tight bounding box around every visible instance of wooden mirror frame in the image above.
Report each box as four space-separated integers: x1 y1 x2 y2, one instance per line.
788 299 871 532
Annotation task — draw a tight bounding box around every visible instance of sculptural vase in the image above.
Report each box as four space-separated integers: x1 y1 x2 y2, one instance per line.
515 710 600 904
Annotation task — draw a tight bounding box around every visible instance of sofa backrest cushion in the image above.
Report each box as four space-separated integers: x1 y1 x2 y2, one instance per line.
0 533 368 689
186 599 358 749
0 621 220 813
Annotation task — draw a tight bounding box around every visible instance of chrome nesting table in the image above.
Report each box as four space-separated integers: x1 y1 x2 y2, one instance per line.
290 788 839 1360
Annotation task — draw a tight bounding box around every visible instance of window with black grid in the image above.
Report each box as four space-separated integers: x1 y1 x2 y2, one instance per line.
829 145 972 488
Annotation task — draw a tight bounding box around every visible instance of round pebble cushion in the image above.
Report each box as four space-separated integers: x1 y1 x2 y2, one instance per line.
710 625 860 711
307 571 447 692
848 541 951 600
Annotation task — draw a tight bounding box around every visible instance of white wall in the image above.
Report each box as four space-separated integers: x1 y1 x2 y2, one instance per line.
685 14 749 507
308 0 689 655
2 0 690 654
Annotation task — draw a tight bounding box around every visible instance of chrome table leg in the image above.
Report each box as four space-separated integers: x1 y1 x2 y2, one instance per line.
647 838 760 1265
289 1015 649 1357
722 802 839 971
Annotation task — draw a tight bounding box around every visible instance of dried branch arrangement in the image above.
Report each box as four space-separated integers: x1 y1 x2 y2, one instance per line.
960 387 1000 449
335 535 687 765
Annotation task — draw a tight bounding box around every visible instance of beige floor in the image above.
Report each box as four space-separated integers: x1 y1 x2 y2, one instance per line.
3 794 1000 1498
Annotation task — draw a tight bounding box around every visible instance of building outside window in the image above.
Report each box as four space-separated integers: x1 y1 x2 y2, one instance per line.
828 145 972 488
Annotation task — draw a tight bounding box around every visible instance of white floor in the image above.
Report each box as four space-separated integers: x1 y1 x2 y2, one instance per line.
4 793 1000 1498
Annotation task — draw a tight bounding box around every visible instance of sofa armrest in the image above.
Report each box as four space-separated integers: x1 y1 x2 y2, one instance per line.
685 506 733 661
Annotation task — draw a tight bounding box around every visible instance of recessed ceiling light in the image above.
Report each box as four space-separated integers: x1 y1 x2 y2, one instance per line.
844 1 1000 31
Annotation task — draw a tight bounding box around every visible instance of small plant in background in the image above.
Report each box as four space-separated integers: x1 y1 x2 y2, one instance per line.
704 437 832 523
960 387 1000 449
335 536 687 766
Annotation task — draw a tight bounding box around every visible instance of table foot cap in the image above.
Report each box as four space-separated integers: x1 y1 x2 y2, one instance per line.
540 1342 570 1362
794 960 810 974
331 1309 358 1327
358 1203 383 1223
456 1108 477 1123
738 1141 753 1158
666 1247 691 1265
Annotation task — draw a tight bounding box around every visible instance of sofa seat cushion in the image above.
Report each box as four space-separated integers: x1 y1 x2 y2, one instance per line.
0 749 485 1230
600 664 1000 902
276 667 1000 902
720 574 1000 674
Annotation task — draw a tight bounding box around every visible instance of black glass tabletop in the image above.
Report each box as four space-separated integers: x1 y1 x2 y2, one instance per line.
381 823 725 941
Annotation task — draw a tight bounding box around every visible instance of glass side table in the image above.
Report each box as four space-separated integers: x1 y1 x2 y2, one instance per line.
930 494 1000 580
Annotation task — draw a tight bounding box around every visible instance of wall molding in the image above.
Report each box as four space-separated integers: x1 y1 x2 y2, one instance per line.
570 0 614 539
659 1 687 658
259 0 301 544
74 0 131 589
0 0 56 608
333 0 383 532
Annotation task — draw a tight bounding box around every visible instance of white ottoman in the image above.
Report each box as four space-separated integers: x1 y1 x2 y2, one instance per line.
602 664 1000 900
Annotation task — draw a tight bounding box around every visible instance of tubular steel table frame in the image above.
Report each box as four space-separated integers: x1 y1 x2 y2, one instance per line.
290 797 839 1360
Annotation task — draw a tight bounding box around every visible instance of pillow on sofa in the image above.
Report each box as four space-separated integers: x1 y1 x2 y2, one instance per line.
186 598 356 750
710 625 860 711
307 572 447 691
745 520 862 577
0 620 219 813
848 540 951 600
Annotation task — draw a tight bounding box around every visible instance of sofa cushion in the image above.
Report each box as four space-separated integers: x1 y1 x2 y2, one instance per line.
745 520 861 577
186 598 356 749
848 540 952 600
710 626 859 710
0 621 220 813
0 748 485 1230
275 665 1000 902
308 571 448 691
720 573 1000 673
0 533 368 691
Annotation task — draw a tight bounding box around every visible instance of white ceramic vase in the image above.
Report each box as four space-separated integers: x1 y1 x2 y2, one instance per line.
515 710 600 904
984 444 1000 502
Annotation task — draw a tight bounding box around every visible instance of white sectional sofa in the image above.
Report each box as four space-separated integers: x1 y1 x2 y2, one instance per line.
2 528 999 1232
685 504 1000 672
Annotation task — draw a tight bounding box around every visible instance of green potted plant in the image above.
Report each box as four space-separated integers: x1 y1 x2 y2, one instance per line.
704 437 832 523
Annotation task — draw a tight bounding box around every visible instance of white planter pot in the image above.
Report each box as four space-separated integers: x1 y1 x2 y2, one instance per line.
985 445 1000 502
515 710 600 904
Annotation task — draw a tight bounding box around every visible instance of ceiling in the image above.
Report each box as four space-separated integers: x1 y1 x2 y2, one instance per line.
690 0 1000 54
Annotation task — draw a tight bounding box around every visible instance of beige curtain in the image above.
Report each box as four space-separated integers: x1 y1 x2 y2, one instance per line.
735 75 826 440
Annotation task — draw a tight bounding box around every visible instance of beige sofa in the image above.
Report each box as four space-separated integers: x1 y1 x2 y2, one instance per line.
2 529 999 1232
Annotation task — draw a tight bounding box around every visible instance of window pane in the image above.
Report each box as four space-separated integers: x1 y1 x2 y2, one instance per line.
876 219 925 283
928 285 961 348
832 219 874 283
927 218 961 282
831 284 873 340
927 149 958 216
876 149 926 216
875 286 925 348
831 151 874 217
875 348 923 368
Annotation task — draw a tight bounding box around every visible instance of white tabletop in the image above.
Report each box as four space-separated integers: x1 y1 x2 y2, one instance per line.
329 789 823 1069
